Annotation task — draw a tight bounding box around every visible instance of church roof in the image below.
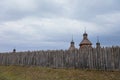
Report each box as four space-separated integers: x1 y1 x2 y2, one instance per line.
80 39 92 46
79 32 92 46
69 37 76 51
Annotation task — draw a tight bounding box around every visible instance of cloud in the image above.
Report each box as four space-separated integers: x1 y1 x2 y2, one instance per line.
94 12 120 24
0 0 120 52
0 0 70 22
0 16 100 51
67 0 120 20
0 0 37 21
92 12 120 35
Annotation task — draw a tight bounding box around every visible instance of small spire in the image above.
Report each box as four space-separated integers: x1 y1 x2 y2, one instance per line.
13 48 16 53
72 35 73 42
84 26 86 33
83 28 88 39
69 35 75 51
71 35 74 44
96 36 100 48
97 36 99 43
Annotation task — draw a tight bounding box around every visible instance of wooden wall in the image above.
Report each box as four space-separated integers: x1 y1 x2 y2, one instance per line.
0 46 120 71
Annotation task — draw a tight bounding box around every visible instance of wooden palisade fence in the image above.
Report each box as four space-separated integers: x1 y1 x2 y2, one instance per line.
0 46 120 71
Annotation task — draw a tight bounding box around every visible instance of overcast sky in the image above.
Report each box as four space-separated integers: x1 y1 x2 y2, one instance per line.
0 0 120 52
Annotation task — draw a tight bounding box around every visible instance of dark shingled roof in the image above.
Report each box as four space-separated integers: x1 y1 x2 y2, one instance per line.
80 39 92 46
79 32 92 46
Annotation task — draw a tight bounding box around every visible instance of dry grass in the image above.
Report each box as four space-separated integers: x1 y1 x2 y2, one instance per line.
0 66 120 80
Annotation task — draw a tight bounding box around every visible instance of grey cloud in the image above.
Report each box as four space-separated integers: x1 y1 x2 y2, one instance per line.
0 0 67 22
68 0 120 20
0 0 120 52
1 0 120 22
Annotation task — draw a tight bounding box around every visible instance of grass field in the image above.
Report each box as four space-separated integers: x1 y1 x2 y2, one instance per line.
0 66 120 80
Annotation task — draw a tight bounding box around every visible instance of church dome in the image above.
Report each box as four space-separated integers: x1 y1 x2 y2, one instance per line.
79 32 92 48
80 39 92 46
68 37 76 51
